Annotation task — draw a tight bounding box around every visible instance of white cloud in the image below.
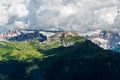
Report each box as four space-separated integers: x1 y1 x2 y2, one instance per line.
34 0 120 32
8 3 29 18
14 21 28 29
0 0 29 32
98 6 118 25
0 5 8 26
0 0 120 33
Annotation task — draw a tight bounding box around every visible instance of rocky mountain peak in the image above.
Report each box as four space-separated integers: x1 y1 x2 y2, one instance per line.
0 29 47 42
6 30 22 35
48 32 79 41
87 30 120 52
48 32 84 47
0 30 23 40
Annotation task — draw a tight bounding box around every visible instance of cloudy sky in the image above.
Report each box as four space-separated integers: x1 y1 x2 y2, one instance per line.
0 0 120 33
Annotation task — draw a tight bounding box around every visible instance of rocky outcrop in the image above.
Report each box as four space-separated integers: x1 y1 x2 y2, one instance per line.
9 31 47 42
87 30 120 51
0 30 23 40
48 32 79 41
48 32 79 47
0 30 47 42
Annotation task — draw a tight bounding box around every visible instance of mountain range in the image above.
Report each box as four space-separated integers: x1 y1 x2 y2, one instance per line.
0 30 47 42
87 30 120 52
0 33 120 80
1 29 120 52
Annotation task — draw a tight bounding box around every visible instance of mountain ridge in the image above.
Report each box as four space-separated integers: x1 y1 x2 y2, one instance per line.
87 30 120 52
1 29 120 52
0 34 120 80
0 30 47 42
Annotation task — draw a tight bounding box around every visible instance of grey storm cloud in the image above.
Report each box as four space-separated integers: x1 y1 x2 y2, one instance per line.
0 0 120 33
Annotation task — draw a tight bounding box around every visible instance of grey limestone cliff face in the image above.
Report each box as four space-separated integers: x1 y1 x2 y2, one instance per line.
87 30 120 52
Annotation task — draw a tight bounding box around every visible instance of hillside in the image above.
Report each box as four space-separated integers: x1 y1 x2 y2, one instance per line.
0 35 120 80
0 41 44 62
41 40 120 80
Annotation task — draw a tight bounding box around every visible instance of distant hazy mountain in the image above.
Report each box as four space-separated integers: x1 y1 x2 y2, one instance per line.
0 30 22 39
87 30 120 52
0 30 47 42
1 29 120 52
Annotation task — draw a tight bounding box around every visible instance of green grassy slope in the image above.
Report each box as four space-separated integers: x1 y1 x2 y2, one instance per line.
0 41 43 62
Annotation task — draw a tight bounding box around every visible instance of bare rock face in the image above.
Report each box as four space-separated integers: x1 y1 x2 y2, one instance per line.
87 30 120 51
0 30 47 42
48 32 79 42
0 30 22 41
48 32 79 47
8 31 47 42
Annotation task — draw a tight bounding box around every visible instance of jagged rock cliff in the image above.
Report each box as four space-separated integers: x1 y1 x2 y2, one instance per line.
87 30 120 52
48 32 85 47
0 30 47 42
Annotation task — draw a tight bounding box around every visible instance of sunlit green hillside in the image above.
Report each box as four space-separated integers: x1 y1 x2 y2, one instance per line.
0 41 43 62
